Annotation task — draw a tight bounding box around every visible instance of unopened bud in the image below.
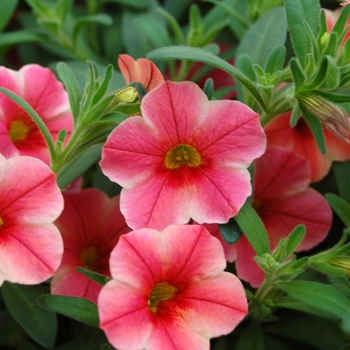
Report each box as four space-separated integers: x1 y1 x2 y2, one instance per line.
113 86 138 105
296 92 350 143
327 256 350 276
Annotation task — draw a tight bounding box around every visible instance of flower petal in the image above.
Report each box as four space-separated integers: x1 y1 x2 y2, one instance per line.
98 280 153 350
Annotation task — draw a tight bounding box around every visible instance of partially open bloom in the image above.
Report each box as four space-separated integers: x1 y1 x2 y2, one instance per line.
209 148 332 287
265 111 350 182
100 80 266 230
0 64 73 165
98 225 248 350
0 154 63 286
118 54 165 92
51 189 130 303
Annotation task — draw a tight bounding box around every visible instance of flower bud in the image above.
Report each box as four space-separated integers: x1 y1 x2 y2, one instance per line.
296 92 350 143
327 256 350 276
113 86 138 105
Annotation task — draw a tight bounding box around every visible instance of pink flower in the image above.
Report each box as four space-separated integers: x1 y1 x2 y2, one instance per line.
118 54 165 92
0 154 63 286
98 224 248 350
51 188 130 303
208 148 332 287
0 64 73 164
265 112 350 182
100 80 266 230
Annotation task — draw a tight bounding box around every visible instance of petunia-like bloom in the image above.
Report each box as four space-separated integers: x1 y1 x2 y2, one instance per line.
51 188 130 303
0 64 73 165
265 111 350 182
208 148 332 287
100 80 266 230
0 154 63 286
98 224 248 350
118 54 165 92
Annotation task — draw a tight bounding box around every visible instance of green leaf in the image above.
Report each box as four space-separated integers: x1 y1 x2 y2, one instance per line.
276 280 350 333
290 58 305 90
38 294 99 327
234 202 270 256
265 45 286 75
57 143 103 189
284 225 306 258
100 344 114 350
236 321 265 350
0 30 44 48
301 107 326 154
101 0 151 10
326 193 350 228
1 283 57 349
218 217 243 244
56 62 82 123
0 0 18 33
73 14 113 44
76 267 111 286
290 102 302 127
274 295 337 319
235 6 287 68
323 56 340 89
264 313 350 350
156 7 185 45
284 0 320 68
202 77 214 100
331 3 350 45
332 162 350 204
147 46 266 110
55 0 74 23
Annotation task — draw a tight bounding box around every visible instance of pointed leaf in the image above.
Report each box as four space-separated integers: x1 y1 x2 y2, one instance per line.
265 45 286 74
1 283 57 349
284 0 320 68
76 267 111 286
326 193 350 228
234 202 270 256
333 162 350 204
39 294 99 327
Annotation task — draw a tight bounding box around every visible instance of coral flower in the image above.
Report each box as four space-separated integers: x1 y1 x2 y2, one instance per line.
98 225 248 350
100 80 266 230
265 112 350 182
0 154 63 286
51 189 130 303
209 148 332 287
118 54 165 91
0 64 73 165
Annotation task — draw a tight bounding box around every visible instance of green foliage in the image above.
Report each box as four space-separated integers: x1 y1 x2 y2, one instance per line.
38 295 99 327
1 283 57 348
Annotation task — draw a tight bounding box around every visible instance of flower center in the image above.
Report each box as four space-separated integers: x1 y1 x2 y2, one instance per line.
165 144 201 169
0 217 3 227
80 245 98 271
148 282 177 313
9 120 32 144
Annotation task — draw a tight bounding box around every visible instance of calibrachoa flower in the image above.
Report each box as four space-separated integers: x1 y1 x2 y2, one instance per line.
118 54 165 92
51 188 130 303
209 148 332 287
0 154 63 286
0 64 73 165
98 225 248 350
265 111 350 182
100 80 266 230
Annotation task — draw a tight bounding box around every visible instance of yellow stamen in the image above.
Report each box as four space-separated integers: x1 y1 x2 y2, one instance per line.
148 282 177 313
80 245 98 271
165 144 201 169
9 120 31 144
0 217 3 226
